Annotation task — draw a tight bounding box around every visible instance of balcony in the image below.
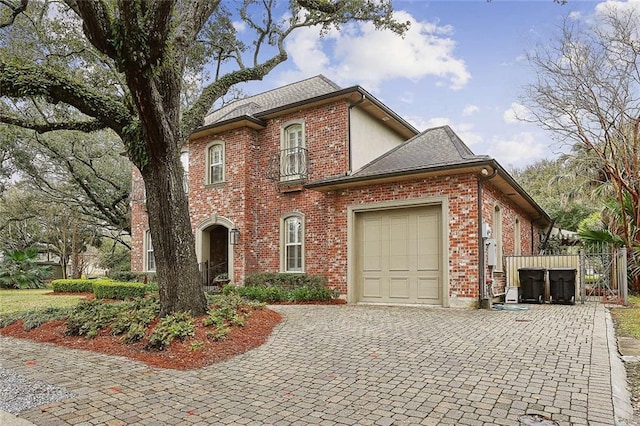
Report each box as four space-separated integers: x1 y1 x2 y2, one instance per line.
267 147 309 185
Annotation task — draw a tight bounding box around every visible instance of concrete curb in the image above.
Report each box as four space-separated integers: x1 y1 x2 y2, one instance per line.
605 308 634 425
0 410 36 426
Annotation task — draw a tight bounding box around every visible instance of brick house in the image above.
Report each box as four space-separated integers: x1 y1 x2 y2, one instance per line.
131 75 551 307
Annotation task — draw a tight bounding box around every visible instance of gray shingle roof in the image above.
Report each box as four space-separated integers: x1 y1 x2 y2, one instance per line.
204 75 342 125
308 125 490 187
351 125 489 178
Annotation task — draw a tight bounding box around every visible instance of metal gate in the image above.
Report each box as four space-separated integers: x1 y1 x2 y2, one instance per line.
580 247 627 304
504 247 628 305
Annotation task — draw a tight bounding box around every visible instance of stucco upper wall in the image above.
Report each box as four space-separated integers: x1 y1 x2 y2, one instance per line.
350 107 406 172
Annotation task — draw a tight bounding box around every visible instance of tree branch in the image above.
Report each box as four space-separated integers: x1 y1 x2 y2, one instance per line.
297 0 345 14
0 60 132 135
181 51 287 136
0 113 107 133
0 0 27 28
64 0 117 60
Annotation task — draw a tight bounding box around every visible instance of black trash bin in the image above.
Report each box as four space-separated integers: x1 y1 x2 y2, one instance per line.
548 268 576 305
518 267 546 304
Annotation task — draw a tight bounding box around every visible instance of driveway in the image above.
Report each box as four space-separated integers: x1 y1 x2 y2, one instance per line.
0 303 631 425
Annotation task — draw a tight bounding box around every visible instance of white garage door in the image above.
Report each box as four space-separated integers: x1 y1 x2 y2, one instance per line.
355 205 442 305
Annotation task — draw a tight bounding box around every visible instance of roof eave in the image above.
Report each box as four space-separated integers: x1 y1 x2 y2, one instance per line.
306 159 552 228
189 116 266 140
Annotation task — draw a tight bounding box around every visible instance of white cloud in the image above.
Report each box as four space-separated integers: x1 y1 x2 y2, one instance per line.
233 21 247 32
503 102 532 124
568 11 582 21
280 10 470 91
462 104 479 116
486 132 548 168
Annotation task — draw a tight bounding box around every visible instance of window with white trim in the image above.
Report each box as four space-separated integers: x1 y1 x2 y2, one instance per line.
281 214 304 272
281 123 305 181
207 143 224 184
145 230 156 272
180 151 189 193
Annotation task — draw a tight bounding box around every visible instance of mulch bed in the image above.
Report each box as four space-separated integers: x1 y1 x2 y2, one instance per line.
0 292 344 370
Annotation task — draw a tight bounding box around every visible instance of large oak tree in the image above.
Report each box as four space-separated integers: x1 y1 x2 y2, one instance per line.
0 0 407 315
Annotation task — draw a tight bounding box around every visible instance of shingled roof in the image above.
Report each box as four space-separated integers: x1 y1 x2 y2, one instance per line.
204 75 342 125
307 125 490 187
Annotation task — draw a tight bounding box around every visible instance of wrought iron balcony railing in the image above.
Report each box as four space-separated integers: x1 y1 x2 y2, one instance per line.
267 147 309 182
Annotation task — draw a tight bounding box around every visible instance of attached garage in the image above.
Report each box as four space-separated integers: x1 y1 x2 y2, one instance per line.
352 204 444 305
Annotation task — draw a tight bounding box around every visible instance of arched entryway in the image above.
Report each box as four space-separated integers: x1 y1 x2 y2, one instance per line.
195 215 235 288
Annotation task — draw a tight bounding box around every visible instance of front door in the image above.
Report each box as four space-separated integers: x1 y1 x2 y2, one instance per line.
208 226 228 281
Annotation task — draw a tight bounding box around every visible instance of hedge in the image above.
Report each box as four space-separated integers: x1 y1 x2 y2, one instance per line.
51 279 95 293
224 272 338 303
244 272 326 290
93 281 147 300
108 271 157 284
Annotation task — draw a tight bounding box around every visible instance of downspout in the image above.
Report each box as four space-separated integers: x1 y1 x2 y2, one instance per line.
347 94 366 173
478 166 497 309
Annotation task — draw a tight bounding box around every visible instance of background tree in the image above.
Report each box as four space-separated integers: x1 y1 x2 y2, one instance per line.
0 185 100 279
2 127 131 238
524 5 640 253
0 0 408 316
511 158 596 231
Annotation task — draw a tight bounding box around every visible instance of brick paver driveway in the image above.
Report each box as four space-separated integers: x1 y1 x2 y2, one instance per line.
0 303 624 425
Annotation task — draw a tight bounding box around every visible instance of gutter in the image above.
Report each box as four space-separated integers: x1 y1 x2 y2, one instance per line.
478 166 497 310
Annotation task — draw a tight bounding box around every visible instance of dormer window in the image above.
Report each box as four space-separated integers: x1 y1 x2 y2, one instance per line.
207 142 224 185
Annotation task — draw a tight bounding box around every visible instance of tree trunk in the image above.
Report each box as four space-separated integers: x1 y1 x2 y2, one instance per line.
141 146 207 317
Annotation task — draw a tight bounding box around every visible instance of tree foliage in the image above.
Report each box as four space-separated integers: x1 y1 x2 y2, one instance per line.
511 158 596 231
0 0 407 315
524 5 640 250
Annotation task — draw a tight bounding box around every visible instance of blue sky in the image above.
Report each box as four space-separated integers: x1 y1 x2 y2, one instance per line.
232 0 624 171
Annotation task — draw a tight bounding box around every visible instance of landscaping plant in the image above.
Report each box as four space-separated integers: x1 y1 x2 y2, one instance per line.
0 248 52 289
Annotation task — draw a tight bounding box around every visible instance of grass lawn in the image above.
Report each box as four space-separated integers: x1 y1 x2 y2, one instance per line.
0 288 85 315
611 295 640 339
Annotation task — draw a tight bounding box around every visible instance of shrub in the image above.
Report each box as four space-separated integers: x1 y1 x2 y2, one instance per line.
146 311 195 350
110 296 160 343
0 248 52 289
20 307 72 330
223 284 287 303
244 272 326 290
93 280 147 300
51 279 95 293
65 299 126 338
288 284 339 302
225 273 338 303
109 271 157 284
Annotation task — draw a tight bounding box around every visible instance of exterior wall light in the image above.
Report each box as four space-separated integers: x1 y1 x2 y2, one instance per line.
230 228 240 245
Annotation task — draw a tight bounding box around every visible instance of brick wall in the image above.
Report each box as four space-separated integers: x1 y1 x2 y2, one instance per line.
130 98 542 305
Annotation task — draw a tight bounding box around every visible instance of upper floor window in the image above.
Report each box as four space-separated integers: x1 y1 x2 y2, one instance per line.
207 142 224 184
281 123 306 181
281 213 304 273
145 230 156 272
180 151 189 193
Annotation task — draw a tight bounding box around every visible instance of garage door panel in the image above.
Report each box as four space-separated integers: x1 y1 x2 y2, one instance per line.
389 216 410 271
362 217 383 271
389 277 410 299
417 277 440 300
355 205 443 305
417 213 440 271
363 277 382 298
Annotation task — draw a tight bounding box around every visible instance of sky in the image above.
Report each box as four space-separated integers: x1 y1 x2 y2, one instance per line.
231 0 626 171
